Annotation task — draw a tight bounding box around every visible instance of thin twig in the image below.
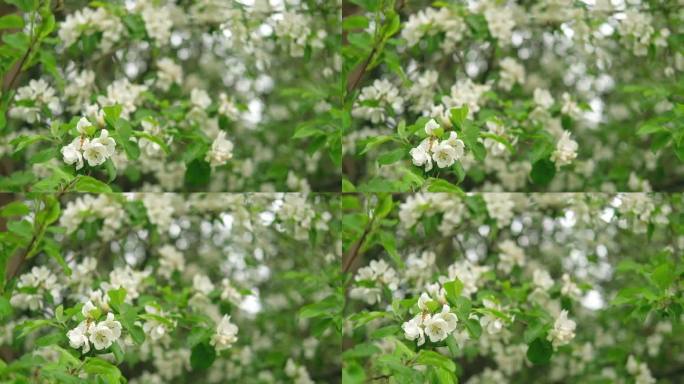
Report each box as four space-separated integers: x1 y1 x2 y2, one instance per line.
342 214 376 274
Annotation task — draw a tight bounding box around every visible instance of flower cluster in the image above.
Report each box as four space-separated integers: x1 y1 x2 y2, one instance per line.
344 0 683 191
1 193 339 383
410 119 466 171
61 118 117 170
402 304 458 346
67 304 123 353
344 193 682 383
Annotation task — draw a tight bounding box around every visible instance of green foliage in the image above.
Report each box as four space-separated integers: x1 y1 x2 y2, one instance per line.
343 193 683 383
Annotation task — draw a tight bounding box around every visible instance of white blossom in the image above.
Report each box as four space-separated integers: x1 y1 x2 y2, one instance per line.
533 269 554 290
206 131 234 167
533 88 554 109
410 139 434 172
551 131 578 168
211 315 239 351
548 309 576 347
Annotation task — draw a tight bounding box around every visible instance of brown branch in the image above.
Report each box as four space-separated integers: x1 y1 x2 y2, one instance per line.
342 214 376 274
346 46 378 94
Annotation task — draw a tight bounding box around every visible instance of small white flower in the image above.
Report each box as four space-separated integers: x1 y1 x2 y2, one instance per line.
67 321 91 353
92 129 116 157
551 131 578 168
82 300 97 318
432 141 459 168
100 312 122 340
626 355 639 375
561 273 582 299
533 88 554 109
61 138 85 170
142 305 171 341
76 117 94 134
410 139 433 171
156 58 183 90
424 118 441 136
402 314 426 346
423 314 450 342
434 305 458 332
548 309 576 347
417 292 432 312
89 322 115 350
193 274 215 295
82 141 109 167
444 132 465 157
479 299 505 335
479 313 504 335
205 131 234 167
211 315 239 351
191 88 212 109
533 269 554 290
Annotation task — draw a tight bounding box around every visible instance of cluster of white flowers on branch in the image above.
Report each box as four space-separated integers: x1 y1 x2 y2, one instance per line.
0 193 339 383
343 193 682 383
410 119 466 171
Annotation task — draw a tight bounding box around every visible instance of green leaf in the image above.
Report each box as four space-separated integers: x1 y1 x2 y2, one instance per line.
83 357 122 383
527 337 553 365
374 194 393 219
342 179 356 192
29 147 58 164
293 124 324 139
43 238 71 276
464 319 482 339
360 135 393 154
299 295 340 319
0 201 30 217
343 15 369 31
523 320 546 344
445 334 459 356
107 288 127 312
377 148 405 165
461 123 485 161
8 219 33 239
453 296 471 321
637 123 667 136
103 105 122 127
0 296 12 320
184 159 211 189
529 136 555 163
0 14 24 30
426 179 464 195
111 342 124 364
348 311 390 328
530 159 556 186
190 342 217 371
452 162 466 184
415 350 456 372
16 319 58 339
651 263 676 290
443 279 463 305
6 0 38 12
342 343 381 359
119 303 145 345
434 367 458 384
378 231 403 268
73 176 112 193
342 361 366 384
450 106 469 128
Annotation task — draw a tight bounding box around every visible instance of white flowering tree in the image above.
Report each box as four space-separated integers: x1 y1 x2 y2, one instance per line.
342 0 683 192
342 193 683 383
0 193 341 383
0 0 340 192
